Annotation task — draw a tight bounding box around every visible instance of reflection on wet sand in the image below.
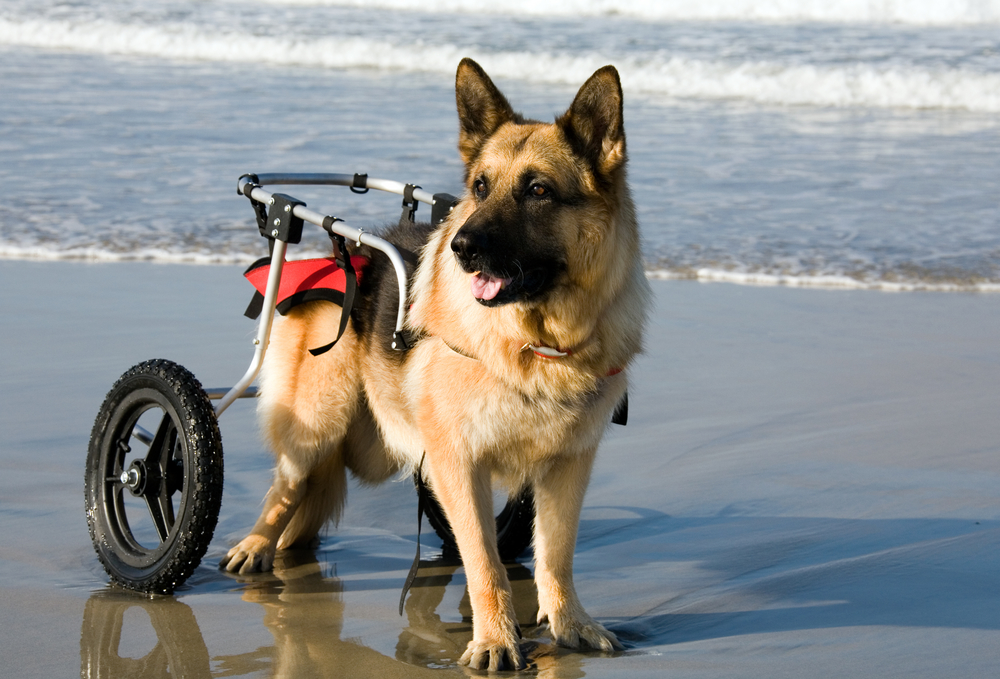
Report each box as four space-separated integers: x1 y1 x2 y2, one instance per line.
398 557 582 676
81 550 587 678
81 589 212 678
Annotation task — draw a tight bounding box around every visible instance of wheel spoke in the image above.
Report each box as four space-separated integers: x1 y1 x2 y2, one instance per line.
144 412 173 470
144 488 173 543
166 457 185 496
139 413 177 543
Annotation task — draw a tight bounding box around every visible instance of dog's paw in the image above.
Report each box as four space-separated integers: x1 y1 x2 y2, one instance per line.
537 608 623 653
219 535 276 575
460 636 527 672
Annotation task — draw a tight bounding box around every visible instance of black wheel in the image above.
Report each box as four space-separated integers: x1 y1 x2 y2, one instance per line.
417 478 534 562
85 359 224 594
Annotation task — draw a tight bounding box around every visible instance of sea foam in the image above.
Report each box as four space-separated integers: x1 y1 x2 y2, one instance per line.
648 268 1000 293
2 18 998 111
4 240 998 291
251 0 1000 25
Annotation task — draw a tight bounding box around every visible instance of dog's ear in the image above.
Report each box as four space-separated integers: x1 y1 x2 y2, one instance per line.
558 65 626 179
455 58 516 165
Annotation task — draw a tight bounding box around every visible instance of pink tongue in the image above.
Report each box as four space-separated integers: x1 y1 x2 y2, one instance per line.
470 273 507 301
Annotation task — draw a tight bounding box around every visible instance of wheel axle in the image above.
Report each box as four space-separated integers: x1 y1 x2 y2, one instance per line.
119 466 140 489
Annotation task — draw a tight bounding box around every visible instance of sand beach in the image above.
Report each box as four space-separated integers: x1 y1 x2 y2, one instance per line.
1 260 998 677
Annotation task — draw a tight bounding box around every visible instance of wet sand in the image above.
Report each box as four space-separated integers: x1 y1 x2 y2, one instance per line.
1 259 999 678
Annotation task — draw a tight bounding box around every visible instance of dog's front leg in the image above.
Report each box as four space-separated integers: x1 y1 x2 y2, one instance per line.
533 449 623 652
426 457 526 671
219 475 305 575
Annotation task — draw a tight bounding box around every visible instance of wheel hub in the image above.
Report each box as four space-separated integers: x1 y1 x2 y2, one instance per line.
119 467 139 488
121 460 150 496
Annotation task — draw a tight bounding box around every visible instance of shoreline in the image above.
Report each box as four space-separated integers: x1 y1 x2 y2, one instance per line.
3 252 999 294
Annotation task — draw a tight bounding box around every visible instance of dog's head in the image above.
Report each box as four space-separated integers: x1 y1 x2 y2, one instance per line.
449 58 629 308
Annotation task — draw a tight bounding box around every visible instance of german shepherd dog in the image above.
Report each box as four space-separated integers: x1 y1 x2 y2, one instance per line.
220 58 650 671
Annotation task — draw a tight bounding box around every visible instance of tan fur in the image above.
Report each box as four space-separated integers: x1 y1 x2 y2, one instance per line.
221 58 651 671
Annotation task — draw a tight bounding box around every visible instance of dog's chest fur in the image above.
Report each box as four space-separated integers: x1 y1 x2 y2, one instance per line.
361 334 622 476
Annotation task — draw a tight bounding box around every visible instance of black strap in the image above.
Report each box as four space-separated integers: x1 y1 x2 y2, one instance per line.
309 235 357 356
321 215 342 233
241 177 277 255
350 173 369 194
399 453 427 615
244 290 265 320
242 256 271 319
246 188 269 235
612 391 628 426
400 184 421 223
238 173 260 195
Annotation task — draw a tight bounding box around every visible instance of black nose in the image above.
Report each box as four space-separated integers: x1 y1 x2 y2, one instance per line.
451 228 489 267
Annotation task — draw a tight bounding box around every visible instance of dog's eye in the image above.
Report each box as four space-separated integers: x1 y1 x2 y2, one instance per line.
529 183 550 198
473 179 487 198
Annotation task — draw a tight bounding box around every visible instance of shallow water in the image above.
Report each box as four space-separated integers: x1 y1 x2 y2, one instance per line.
2 0 999 289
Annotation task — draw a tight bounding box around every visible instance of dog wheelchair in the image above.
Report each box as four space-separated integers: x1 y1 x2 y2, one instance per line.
85 173 535 595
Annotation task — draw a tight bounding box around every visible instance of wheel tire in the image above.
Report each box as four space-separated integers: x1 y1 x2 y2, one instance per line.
85 359 224 594
418 478 534 562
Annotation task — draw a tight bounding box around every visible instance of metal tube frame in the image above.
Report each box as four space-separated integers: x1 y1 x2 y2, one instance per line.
212 173 438 417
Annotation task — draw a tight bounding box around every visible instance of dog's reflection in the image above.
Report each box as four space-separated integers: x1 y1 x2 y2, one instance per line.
398 556 543 668
81 550 585 677
232 550 392 677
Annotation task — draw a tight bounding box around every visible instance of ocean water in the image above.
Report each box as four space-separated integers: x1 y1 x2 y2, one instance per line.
1 0 999 290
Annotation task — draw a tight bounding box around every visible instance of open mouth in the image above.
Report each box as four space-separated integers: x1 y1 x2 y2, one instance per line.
466 267 555 306
469 271 514 302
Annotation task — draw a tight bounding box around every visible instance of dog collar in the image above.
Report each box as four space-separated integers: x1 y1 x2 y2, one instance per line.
443 339 573 361
520 341 625 377
520 342 571 359
443 338 623 377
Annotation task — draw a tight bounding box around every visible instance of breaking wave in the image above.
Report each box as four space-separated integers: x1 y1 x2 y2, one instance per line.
2 18 999 111
647 267 1000 293
3 242 999 292
252 0 1000 26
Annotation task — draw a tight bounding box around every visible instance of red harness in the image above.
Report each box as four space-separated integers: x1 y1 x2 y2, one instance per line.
243 255 370 356
243 255 370 317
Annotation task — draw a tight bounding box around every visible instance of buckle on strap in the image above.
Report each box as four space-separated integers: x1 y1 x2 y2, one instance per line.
520 342 571 359
400 184 421 223
350 172 369 194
